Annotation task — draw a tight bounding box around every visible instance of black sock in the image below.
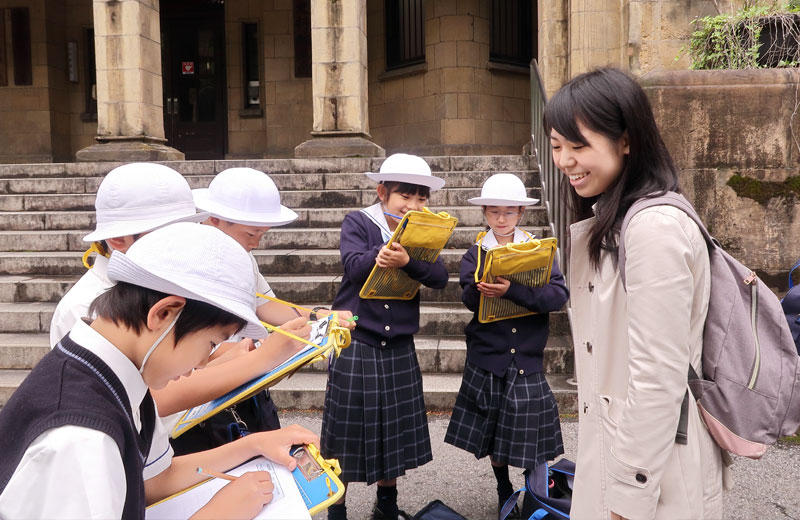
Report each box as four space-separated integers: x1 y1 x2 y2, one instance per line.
376 484 398 518
328 502 347 520
492 464 514 501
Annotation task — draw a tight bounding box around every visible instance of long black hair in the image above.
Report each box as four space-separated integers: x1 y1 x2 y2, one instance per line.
543 67 680 269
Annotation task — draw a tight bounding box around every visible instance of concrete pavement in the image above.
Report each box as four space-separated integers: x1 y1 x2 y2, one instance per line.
275 411 800 520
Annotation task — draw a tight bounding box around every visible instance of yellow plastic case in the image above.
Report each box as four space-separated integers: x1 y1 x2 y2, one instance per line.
476 235 557 323
359 208 458 300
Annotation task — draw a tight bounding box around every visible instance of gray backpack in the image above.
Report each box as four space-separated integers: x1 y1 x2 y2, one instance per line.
619 192 800 459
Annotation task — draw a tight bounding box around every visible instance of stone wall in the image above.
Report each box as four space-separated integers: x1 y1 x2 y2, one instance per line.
641 69 800 287
366 0 531 156
225 0 312 158
65 0 96 157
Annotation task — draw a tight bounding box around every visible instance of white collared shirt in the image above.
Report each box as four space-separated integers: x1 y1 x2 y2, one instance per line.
49 254 113 347
0 320 174 519
479 228 535 249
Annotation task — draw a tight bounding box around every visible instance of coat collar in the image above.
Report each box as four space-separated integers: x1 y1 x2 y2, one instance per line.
360 203 394 242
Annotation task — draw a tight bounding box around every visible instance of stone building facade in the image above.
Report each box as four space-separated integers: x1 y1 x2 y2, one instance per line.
0 0 723 163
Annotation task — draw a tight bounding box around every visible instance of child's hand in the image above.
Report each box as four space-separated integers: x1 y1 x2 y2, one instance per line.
477 277 511 298
208 338 256 365
376 242 410 268
194 471 273 520
263 317 311 354
250 424 321 470
322 309 357 330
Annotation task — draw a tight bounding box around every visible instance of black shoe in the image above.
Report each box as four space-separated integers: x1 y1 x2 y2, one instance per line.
372 504 412 520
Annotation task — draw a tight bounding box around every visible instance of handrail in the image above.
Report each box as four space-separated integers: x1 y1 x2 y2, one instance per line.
529 59 572 280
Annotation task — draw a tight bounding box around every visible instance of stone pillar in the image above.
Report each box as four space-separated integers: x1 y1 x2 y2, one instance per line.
538 0 569 98
568 0 623 78
294 0 384 158
76 0 183 161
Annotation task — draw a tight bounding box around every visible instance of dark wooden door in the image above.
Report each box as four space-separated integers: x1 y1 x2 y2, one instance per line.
161 2 226 159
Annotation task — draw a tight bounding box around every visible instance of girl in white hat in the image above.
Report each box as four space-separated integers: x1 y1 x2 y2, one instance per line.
444 173 569 517
321 153 448 520
0 222 319 519
49 162 208 347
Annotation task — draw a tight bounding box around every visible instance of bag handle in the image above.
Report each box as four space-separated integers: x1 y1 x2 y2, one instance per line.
788 259 800 289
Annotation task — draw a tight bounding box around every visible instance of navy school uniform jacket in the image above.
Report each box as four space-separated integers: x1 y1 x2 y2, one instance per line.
332 210 449 348
460 242 569 376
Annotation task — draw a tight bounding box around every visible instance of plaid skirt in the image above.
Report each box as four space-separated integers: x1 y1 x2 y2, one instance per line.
320 337 432 484
444 361 564 469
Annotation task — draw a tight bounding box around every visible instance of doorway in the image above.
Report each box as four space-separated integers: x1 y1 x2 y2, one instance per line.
161 0 227 159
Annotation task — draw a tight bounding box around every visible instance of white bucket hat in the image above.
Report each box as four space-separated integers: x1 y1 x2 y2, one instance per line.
83 163 207 242
468 173 539 206
365 153 446 191
193 168 298 227
106 222 267 338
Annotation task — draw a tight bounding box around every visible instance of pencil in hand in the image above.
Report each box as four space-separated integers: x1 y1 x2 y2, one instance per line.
196 466 236 482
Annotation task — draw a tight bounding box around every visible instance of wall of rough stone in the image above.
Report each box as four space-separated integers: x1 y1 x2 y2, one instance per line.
641 69 800 286
366 0 532 156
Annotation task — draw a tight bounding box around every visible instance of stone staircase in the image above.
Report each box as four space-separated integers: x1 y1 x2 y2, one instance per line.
0 157 576 413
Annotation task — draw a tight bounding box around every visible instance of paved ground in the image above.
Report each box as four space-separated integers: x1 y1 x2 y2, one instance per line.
276 410 800 520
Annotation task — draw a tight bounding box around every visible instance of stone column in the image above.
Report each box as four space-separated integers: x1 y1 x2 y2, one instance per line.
76 0 183 161
294 0 384 158
568 0 623 78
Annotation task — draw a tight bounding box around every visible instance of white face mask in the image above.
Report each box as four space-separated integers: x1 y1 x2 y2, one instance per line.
139 308 183 375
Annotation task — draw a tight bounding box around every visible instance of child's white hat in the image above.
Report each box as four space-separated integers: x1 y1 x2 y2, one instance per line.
468 173 539 206
365 153 446 191
106 222 268 338
83 163 207 242
193 168 298 227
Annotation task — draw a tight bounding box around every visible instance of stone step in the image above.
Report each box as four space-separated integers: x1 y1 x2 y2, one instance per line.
0 205 550 231
0 187 542 212
269 372 578 413
0 274 464 304
0 333 574 375
0 169 541 194
0 225 551 252
0 155 536 179
0 368 578 413
0 301 571 337
0 249 471 277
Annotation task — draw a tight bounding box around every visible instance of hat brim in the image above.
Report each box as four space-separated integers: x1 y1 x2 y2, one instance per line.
365 172 446 191
107 251 267 338
82 211 209 242
193 189 298 227
467 196 539 206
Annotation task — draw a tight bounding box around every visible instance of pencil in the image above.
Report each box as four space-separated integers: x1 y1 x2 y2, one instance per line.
196 467 236 482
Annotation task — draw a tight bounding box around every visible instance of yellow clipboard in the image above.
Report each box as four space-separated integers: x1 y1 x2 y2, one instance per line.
475 233 557 323
171 311 350 439
146 444 344 518
359 208 458 300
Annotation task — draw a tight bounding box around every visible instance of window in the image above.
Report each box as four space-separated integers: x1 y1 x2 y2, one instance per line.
293 0 311 78
242 23 260 108
9 8 32 86
385 0 425 71
0 9 6 87
490 0 535 68
83 28 97 118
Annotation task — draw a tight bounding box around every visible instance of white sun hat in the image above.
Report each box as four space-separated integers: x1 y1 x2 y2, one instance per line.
365 153 446 191
83 163 207 242
106 222 267 338
468 173 539 206
193 167 298 227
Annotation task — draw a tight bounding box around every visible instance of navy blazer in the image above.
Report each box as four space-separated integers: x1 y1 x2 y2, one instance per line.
332 211 449 348
460 243 569 376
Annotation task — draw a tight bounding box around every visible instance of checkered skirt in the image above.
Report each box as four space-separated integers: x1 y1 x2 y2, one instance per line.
320 337 432 484
444 361 564 469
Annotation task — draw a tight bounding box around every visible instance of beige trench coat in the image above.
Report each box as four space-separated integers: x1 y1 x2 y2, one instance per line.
569 205 727 520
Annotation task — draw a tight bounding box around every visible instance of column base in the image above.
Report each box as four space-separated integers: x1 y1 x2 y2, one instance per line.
294 132 385 158
76 136 184 162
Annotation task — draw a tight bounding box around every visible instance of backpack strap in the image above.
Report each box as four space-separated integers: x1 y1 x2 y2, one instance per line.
617 191 709 446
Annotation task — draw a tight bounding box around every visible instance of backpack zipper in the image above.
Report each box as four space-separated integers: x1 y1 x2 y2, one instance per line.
745 272 760 389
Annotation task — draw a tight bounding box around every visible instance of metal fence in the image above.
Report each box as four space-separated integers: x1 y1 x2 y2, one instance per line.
530 60 571 280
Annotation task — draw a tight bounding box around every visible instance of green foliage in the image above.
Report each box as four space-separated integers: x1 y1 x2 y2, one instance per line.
727 174 800 204
683 2 800 69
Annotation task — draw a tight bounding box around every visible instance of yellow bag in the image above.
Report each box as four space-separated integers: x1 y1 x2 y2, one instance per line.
475 233 557 323
360 208 458 300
